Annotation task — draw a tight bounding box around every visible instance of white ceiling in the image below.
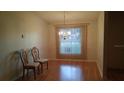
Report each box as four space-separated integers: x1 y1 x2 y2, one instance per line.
36 11 100 24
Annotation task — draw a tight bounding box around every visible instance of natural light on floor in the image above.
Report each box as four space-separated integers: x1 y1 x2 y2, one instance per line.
60 65 83 81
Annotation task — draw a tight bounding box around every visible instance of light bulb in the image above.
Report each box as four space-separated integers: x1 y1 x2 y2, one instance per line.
67 31 71 35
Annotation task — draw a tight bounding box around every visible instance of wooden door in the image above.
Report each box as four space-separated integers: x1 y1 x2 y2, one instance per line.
104 12 124 80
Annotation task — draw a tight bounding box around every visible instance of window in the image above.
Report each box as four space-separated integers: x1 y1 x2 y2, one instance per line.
56 24 87 59
59 27 81 54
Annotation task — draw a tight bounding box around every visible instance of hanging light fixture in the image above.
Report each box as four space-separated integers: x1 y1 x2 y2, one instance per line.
59 11 71 40
64 11 66 25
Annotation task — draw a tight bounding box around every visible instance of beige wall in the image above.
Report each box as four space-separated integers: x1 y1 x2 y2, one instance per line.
97 12 104 77
48 21 98 61
87 21 97 60
48 24 56 59
0 12 49 80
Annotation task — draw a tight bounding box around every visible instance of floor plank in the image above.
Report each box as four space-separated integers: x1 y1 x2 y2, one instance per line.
17 60 101 81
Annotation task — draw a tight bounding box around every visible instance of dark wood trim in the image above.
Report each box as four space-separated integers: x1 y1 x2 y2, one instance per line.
103 11 109 80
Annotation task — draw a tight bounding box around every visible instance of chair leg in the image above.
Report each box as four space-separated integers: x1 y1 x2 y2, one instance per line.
33 68 36 80
27 69 29 77
41 63 43 73
23 68 25 80
38 66 40 74
47 62 48 69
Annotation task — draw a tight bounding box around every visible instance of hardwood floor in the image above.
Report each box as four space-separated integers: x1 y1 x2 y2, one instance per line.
17 60 101 81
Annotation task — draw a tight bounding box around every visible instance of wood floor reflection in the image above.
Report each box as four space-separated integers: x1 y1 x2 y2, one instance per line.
18 60 101 81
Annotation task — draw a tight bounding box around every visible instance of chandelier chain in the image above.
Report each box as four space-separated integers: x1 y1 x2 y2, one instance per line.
64 11 66 25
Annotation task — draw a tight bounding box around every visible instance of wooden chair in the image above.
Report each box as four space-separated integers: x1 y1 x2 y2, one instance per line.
31 47 48 73
20 49 40 80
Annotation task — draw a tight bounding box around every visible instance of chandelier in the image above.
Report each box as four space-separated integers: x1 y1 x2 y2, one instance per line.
58 11 71 40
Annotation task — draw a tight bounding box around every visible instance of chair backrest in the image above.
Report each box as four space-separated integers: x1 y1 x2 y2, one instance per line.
31 47 40 61
20 49 28 66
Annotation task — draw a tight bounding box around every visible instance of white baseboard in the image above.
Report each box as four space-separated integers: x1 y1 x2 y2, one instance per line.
48 58 97 62
96 61 103 78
